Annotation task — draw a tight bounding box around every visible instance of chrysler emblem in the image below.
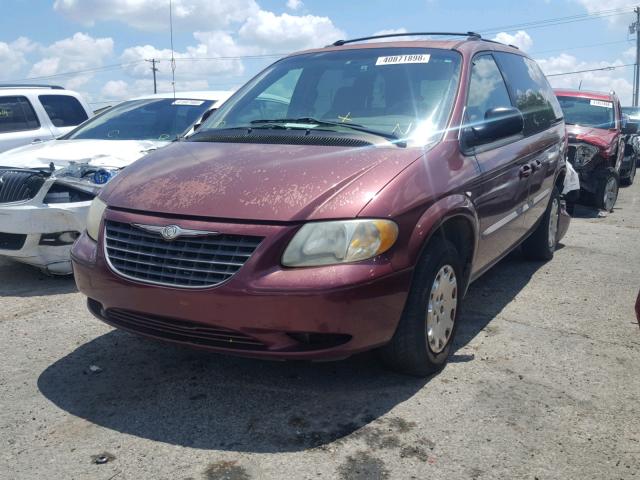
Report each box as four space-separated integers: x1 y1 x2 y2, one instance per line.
161 225 180 240
132 223 219 241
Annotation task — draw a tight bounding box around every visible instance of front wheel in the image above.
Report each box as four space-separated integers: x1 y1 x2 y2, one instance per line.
522 187 561 261
595 169 619 212
379 238 463 376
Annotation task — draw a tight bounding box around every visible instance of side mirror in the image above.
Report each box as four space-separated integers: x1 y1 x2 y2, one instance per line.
465 107 524 148
623 122 638 135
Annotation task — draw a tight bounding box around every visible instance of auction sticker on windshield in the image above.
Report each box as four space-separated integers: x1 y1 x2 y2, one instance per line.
590 100 613 108
172 99 205 106
376 54 431 66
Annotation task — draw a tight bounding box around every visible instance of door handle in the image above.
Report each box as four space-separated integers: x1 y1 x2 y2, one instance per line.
519 164 532 178
31 138 43 144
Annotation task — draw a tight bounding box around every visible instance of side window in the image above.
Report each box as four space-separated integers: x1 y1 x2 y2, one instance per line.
0 96 40 133
466 54 512 130
493 53 563 136
38 95 88 127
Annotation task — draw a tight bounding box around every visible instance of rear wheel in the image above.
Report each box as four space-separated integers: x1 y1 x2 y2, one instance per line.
621 159 637 186
379 238 463 376
522 187 560 261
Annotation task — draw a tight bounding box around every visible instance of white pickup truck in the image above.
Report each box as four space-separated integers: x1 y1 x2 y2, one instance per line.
0 85 93 153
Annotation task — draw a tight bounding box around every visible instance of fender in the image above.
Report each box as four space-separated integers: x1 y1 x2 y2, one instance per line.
402 193 479 289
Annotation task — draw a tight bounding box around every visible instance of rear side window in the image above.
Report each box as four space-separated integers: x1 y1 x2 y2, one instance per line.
493 52 563 135
466 54 512 127
0 96 40 133
38 95 88 127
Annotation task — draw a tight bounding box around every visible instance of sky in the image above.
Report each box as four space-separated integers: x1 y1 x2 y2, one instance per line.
1 0 639 106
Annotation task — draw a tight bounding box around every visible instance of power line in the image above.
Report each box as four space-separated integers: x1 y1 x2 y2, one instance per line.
545 63 635 77
5 7 639 87
478 7 635 35
530 39 632 55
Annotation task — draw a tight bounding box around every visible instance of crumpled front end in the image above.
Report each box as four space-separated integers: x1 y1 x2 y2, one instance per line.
0 164 111 274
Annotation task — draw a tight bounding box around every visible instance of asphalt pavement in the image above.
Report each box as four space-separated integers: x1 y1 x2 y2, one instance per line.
1 181 639 480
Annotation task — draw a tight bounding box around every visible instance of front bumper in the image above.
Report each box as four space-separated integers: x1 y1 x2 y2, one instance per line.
71 209 413 360
0 196 90 273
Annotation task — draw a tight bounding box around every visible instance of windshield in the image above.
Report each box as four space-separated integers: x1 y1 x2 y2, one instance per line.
199 48 462 144
67 98 214 141
557 96 615 129
622 106 640 119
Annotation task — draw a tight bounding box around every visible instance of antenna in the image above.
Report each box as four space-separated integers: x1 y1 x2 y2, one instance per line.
169 0 176 98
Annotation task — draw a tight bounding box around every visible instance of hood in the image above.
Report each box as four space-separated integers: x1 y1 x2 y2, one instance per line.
0 139 168 171
566 124 617 152
102 141 424 222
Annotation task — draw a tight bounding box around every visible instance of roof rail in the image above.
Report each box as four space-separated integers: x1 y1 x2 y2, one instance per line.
0 84 64 90
330 31 481 47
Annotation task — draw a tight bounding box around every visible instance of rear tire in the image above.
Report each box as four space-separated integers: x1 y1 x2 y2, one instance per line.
379 238 463 377
522 187 560 261
621 159 637 186
594 169 619 211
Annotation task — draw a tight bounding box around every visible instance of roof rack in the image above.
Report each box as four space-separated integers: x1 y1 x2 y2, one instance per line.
0 84 64 90
330 32 481 47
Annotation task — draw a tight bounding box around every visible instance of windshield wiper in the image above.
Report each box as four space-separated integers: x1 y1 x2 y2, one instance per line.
249 117 405 146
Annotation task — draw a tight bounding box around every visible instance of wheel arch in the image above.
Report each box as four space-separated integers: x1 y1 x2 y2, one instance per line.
406 194 479 296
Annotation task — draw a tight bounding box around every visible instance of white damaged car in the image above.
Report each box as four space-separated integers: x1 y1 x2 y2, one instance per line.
0 90 232 274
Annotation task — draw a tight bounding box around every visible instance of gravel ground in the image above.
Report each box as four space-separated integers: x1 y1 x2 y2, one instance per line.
1 182 639 480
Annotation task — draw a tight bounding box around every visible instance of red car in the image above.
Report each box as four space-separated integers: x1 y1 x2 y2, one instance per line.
72 32 571 375
555 89 638 211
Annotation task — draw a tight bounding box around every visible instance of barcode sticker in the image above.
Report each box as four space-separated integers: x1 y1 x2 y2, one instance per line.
590 100 613 108
376 54 431 66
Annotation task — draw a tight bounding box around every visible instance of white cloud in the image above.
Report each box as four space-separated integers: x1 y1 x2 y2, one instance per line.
574 1 637 27
119 33 245 82
54 0 259 31
28 32 114 89
0 38 37 78
492 30 533 51
100 80 129 99
536 53 633 104
286 0 303 10
238 10 344 52
98 78 228 104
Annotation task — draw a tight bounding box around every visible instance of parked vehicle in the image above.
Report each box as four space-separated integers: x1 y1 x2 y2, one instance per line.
0 90 232 274
555 90 637 211
72 32 571 376
622 106 640 122
621 106 640 186
0 84 92 153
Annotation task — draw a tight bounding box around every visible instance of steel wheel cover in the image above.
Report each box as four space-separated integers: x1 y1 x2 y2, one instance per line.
426 264 458 353
548 197 559 250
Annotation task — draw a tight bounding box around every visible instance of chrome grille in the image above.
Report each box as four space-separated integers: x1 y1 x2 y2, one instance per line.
104 220 262 288
0 169 46 203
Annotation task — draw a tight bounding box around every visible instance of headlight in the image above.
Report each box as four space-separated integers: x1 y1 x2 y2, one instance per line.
572 144 598 167
282 219 398 267
86 197 107 241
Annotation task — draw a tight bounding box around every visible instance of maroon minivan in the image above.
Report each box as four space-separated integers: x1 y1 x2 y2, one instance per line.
72 32 570 375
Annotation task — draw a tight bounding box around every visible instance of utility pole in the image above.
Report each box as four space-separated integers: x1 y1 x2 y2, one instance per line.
631 8 640 106
145 58 159 94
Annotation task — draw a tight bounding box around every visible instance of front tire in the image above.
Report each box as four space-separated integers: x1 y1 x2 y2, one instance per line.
594 169 619 211
379 238 463 377
522 187 560 261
